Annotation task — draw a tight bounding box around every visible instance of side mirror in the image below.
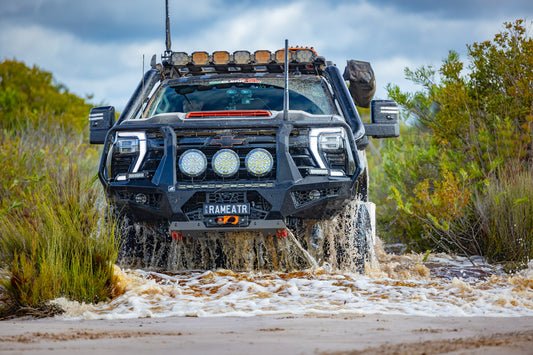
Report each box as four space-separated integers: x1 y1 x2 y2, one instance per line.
89 106 115 144
364 100 399 138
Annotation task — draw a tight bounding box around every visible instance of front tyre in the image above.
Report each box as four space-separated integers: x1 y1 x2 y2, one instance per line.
289 200 376 273
115 215 170 269
326 200 375 273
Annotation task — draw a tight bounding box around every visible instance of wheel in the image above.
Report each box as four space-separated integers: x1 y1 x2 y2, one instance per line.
334 200 374 273
115 214 170 269
290 200 375 273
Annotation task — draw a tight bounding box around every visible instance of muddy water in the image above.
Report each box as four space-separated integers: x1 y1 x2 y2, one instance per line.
49 202 533 319
116 201 373 273
54 235 533 320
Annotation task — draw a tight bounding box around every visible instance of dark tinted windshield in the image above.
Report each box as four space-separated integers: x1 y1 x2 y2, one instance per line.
146 76 337 116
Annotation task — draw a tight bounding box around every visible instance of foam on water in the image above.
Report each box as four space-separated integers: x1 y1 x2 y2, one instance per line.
54 241 533 320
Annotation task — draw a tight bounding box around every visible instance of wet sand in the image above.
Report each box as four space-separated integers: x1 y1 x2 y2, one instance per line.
1 314 532 354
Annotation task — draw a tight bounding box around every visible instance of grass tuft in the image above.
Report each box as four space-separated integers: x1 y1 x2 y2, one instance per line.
0 123 119 317
474 167 533 269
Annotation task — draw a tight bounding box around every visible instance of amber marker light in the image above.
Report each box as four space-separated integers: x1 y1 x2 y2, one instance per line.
253 50 272 64
274 49 292 63
191 51 210 65
212 51 230 65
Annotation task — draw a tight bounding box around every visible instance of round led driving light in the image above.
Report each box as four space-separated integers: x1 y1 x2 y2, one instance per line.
212 149 240 177
179 149 207 177
245 148 273 177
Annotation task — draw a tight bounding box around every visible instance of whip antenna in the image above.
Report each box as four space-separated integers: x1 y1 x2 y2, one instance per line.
283 39 289 120
165 0 172 54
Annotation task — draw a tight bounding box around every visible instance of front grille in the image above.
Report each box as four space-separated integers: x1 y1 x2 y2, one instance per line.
111 155 135 177
207 191 246 203
288 130 318 177
176 129 277 182
141 131 164 172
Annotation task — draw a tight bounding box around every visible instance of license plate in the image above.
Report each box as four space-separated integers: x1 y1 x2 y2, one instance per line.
203 203 251 216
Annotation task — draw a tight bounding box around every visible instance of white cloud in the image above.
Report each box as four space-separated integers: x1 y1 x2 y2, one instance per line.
1 0 528 112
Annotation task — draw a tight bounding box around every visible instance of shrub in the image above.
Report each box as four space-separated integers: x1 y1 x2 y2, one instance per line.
374 19 533 266
474 167 533 268
0 59 92 132
0 125 118 317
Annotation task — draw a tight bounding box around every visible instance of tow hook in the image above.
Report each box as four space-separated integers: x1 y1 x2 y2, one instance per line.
276 228 289 239
171 230 183 241
217 215 239 225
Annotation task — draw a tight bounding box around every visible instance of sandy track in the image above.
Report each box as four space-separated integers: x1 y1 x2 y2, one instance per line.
1 314 532 354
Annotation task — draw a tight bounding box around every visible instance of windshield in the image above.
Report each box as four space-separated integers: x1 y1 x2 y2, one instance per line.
145 75 337 117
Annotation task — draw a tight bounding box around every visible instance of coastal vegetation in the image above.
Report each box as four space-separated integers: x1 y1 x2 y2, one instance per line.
0 60 119 318
371 19 533 270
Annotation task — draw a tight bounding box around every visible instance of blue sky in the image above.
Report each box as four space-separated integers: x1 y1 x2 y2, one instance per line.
1 0 531 111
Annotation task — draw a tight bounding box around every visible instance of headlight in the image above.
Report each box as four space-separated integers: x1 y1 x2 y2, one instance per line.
114 132 147 173
245 148 273 177
116 137 139 154
319 133 344 152
179 149 207 177
212 149 240 177
309 127 355 176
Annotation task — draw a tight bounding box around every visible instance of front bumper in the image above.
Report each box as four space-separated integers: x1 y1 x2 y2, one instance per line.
101 118 364 236
108 177 359 236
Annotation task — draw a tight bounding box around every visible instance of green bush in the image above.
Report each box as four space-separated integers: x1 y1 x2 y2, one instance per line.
0 59 92 132
373 19 533 266
0 125 119 317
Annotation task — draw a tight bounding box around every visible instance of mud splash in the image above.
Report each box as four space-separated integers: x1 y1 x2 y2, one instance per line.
117 201 374 273
54 238 533 320
50 203 533 320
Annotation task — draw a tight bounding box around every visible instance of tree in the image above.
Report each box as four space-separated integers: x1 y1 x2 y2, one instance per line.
0 60 92 132
377 20 533 265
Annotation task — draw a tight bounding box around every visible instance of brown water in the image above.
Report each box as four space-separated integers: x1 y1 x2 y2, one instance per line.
116 201 373 273
53 202 533 319
52 234 533 320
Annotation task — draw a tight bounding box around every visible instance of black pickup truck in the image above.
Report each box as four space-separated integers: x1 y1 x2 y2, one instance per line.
89 45 399 271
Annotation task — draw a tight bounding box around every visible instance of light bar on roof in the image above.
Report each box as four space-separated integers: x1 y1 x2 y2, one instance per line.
212 51 230 65
172 52 189 66
191 51 210 65
233 50 252 65
170 48 321 68
253 50 272 64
